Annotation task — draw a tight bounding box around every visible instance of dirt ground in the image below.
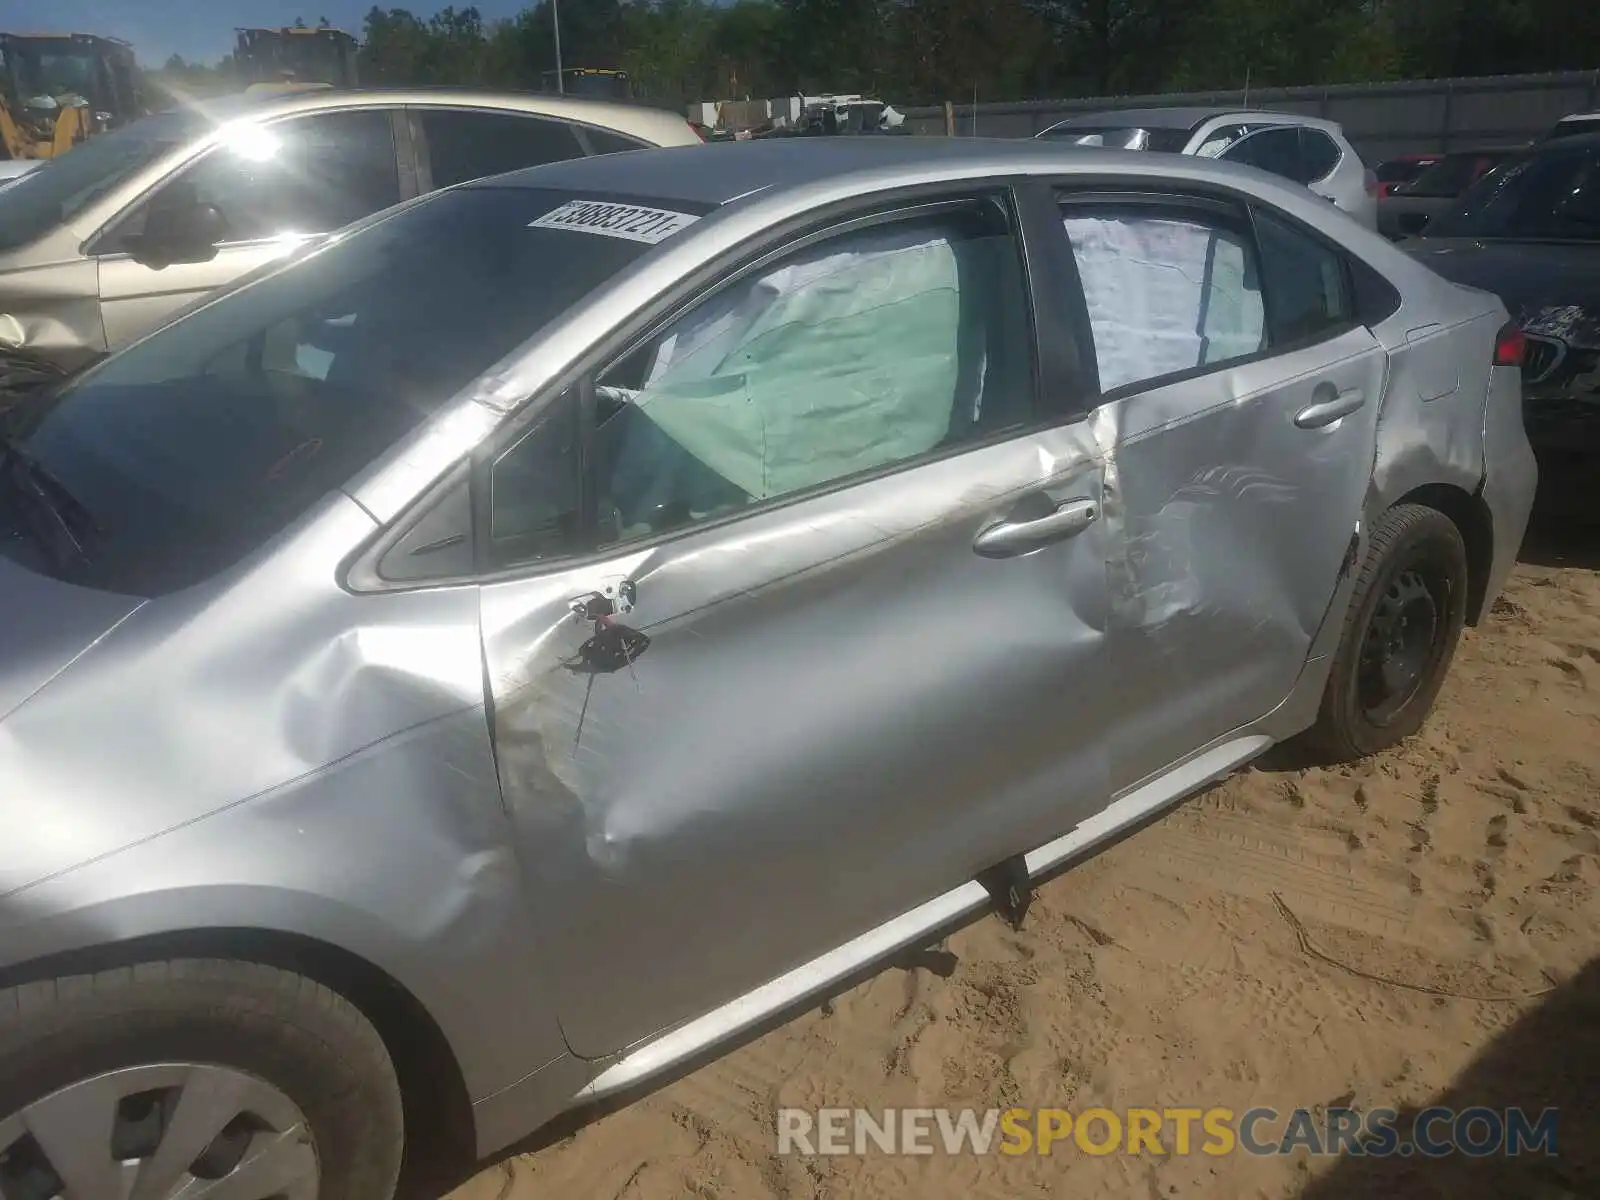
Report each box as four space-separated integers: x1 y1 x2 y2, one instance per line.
447 505 1600 1200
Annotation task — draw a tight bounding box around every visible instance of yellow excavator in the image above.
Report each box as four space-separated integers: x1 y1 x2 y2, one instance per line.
0 32 142 161
233 26 359 95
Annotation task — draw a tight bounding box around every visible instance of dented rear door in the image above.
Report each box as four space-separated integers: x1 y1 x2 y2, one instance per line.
1047 187 1389 794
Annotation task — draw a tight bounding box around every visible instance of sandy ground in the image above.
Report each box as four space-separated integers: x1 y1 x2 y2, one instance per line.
446 509 1600 1200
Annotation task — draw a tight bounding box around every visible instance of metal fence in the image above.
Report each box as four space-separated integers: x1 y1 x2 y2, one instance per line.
901 70 1600 161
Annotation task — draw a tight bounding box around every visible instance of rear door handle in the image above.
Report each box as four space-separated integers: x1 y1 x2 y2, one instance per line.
1295 383 1367 429
972 498 1098 558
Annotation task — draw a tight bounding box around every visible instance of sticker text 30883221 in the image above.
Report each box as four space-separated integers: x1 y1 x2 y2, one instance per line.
528 199 701 245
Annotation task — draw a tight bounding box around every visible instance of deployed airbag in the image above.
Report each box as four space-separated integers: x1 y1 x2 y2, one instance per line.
1064 214 1265 392
621 227 965 500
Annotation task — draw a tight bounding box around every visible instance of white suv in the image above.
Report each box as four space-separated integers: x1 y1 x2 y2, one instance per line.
1038 106 1377 229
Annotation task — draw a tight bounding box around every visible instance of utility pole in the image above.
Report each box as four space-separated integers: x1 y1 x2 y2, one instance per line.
552 0 565 93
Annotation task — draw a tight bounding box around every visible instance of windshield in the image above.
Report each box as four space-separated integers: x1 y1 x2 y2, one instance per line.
0 185 692 596
1425 146 1600 241
1042 125 1192 153
1401 152 1506 198
10 45 95 100
0 111 199 251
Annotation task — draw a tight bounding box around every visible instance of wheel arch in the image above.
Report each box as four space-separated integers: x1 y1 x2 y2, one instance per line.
1387 481 1495 625
0 926 478 1183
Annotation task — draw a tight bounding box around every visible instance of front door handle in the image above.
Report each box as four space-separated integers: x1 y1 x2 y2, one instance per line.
1295 383 1367 429
972 498 1098 559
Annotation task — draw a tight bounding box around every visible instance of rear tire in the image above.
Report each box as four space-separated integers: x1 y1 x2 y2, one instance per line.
1307 503 1468 762
0 958 403 1200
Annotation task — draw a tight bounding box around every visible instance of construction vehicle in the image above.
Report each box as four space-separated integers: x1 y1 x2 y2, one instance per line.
540 68 632 101
233 26 359 91
0 33 142 162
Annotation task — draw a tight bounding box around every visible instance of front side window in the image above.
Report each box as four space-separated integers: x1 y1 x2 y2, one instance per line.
0 186 677 597
1194 124 1250 158
489 202 1037 564
0 109 200 251
418 109 585 188
122 109 401 246
1060 204 1267 393
1045 125 1193 153
1402 152 1498 198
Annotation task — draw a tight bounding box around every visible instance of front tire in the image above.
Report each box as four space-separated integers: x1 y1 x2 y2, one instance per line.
1308 503 1468 762
0 959 403 1200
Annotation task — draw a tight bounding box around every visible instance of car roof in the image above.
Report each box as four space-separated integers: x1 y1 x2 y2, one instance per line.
466 134 1338 210
165 87 694 145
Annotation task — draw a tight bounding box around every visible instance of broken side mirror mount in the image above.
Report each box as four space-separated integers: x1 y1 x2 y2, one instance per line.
125 190 228 269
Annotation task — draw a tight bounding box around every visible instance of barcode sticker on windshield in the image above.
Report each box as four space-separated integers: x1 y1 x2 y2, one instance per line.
529 199 700 244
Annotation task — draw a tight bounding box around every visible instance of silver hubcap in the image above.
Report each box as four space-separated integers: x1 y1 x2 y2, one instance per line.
0 1063 318 1200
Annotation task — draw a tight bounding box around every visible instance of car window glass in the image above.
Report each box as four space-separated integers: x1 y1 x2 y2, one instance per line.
489 205 1036 560
1300 131 1342 182
489 396 582 565
1193 124 1248 158
141 109 400 244
1060 207 1266 392
1404 152 1492 197
1222 127 1306 183
419 109 585 187
583 127 651 155
5 186 670 598
1426 149 1599 239
1253 210 1351 343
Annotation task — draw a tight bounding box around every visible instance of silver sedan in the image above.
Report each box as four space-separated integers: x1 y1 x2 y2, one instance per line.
0 138 1536 1199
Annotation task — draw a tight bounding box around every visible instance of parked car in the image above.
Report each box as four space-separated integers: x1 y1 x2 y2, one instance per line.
1543 110 1600 142
1373 151 1445 198
0 138 1534 1200
0 87 701 381
1377 147 1522 239
1402 132 1600 458
1036 106 1378 228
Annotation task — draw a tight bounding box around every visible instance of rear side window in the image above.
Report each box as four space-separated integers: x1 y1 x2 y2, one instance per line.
1222 127 1305 182
1059 204 1267 392
584 127 651 154
418 109 585 187
1252 210 1352 343
1300 130 1342 182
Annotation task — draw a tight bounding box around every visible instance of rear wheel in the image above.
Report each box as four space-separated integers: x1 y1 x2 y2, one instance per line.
0 959 403 1200
1308 503 1468 761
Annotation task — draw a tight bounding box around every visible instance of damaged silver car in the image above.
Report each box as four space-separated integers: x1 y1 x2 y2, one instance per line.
0 139 1536 1199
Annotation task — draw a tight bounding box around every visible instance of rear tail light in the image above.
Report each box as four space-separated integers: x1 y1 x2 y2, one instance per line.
688 121 708 142
1493 322 1527 367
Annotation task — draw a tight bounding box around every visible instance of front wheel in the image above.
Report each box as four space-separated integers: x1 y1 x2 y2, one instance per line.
0 959 403 1200
1308 503 1469 762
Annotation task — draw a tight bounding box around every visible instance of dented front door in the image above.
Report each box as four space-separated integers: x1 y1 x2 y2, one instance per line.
479 426 1114 1059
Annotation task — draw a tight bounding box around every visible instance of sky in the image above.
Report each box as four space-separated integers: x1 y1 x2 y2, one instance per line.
0 0 528 66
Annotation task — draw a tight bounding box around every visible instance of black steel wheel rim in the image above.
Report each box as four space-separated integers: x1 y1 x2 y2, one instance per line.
1357 564 1444 726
